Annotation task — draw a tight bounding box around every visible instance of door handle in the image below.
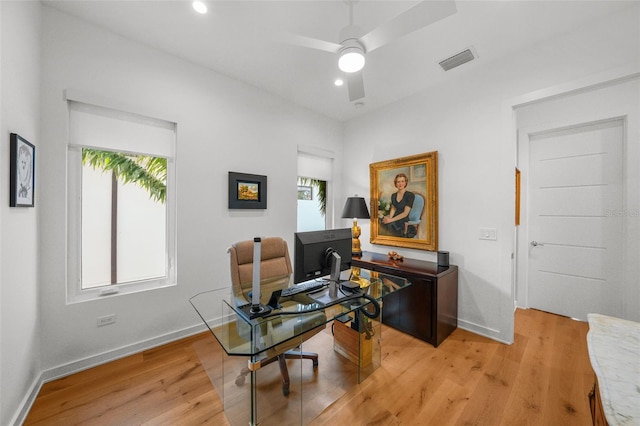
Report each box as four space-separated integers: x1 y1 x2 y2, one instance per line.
530 241 544 247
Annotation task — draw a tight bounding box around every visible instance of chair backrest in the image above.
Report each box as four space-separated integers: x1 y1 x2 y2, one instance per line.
408 193 425 222
229 237 293 304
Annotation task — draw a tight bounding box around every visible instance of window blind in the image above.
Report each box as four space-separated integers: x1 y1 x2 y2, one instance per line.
68 100 175 158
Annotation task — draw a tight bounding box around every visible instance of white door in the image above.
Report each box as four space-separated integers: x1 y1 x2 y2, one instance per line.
527 119 624 320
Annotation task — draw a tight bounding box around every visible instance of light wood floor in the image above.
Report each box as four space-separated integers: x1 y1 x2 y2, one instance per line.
24 308 594 425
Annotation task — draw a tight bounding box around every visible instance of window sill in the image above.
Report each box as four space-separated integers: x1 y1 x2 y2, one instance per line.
66 279 176 304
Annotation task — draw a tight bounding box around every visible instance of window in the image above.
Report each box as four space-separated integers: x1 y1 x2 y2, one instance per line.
296 177 326 232
66 96 176 303
297 148 334 231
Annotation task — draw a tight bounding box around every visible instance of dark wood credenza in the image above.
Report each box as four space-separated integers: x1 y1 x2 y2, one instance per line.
352 251 458 347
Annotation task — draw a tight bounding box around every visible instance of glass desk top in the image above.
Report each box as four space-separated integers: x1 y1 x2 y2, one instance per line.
189 267 409 357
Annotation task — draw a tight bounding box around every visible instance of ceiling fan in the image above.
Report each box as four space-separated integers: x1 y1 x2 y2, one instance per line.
283 0 457 102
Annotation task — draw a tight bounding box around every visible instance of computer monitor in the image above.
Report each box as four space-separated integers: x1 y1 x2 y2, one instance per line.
294 228 352 284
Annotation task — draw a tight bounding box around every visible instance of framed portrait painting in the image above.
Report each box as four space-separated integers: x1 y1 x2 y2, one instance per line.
10 133 35 207
370 151 438 251
228 172 267 209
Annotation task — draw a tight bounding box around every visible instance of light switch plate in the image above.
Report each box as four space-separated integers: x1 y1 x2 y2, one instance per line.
479 227 497 241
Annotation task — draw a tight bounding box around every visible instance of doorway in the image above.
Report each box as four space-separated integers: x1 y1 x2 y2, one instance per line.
515 75 639 321
521 119 624 320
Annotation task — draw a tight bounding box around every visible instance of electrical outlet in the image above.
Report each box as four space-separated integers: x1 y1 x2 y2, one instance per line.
97 314 116 327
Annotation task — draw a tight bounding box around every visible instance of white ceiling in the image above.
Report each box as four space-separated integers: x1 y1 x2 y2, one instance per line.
43 0 635 121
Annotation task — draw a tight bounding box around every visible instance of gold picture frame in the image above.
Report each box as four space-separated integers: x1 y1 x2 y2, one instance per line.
370 151 438 251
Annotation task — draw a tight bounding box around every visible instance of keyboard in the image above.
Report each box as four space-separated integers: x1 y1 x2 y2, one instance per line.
281 281 326 297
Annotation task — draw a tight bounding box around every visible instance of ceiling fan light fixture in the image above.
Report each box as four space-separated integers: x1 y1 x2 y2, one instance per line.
338 38 365 73
338 48 365 73
192 1 207 14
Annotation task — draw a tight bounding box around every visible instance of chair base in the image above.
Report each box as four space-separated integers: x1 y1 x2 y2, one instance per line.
235 349 319 396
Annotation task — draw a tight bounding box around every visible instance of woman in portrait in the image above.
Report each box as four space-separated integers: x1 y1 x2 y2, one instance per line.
381 173 415 237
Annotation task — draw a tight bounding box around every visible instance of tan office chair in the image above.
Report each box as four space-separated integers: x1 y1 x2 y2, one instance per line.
228 237 326 396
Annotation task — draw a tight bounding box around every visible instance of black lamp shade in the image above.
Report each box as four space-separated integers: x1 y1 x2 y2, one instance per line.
341 197 370 219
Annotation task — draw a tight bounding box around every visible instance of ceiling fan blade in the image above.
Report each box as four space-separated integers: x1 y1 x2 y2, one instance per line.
346 72 365 102
359 0 457 53
275 31 342 53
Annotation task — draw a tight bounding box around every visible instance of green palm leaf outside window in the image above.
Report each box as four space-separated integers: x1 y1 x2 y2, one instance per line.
82 149 167 203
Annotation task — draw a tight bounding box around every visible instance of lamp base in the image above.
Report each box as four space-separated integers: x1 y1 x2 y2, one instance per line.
351 220 362 257
351 237 363 256
238 303 272 320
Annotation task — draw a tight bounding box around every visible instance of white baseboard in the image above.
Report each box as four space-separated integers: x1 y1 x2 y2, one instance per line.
9 374 42 426
457 318 513 345
11 323 208 425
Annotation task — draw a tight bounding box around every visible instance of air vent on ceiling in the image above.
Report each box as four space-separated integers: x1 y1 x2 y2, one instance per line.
439 48 476 71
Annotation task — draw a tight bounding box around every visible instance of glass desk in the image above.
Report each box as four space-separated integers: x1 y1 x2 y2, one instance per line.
189 267 409 426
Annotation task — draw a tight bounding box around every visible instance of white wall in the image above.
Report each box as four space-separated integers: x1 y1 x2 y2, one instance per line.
0 2 41 425
37 5 343 376
342 6 640 343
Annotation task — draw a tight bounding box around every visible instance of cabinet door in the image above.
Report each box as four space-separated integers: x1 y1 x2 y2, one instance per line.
381 283 402 330
401 278 433 341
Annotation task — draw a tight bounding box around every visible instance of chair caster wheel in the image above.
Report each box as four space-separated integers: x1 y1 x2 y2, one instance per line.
312 360 319 368
282 387 290 396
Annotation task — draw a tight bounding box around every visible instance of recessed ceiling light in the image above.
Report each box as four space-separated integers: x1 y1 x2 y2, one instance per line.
192 1 208 14
334 79 344 87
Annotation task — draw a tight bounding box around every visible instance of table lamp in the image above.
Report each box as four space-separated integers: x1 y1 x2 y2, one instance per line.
341 196 370 256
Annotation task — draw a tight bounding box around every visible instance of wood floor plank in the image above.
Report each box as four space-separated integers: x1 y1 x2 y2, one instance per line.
455 352 520 425
500 312 556 425
26 353 195 423
25 309 595 425
542 314 592 425
416 378 471 425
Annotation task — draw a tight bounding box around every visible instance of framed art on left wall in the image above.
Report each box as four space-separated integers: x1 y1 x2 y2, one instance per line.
10 133 35 207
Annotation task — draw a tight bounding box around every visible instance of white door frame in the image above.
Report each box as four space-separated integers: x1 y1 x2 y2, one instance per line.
504 65 640 314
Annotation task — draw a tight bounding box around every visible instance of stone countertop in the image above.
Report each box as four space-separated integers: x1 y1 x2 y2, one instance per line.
587 313 640 425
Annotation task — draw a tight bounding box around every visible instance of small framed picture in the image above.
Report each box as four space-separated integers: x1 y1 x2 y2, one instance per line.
228 172 267 209
10 133 35 207
297 185 313 200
